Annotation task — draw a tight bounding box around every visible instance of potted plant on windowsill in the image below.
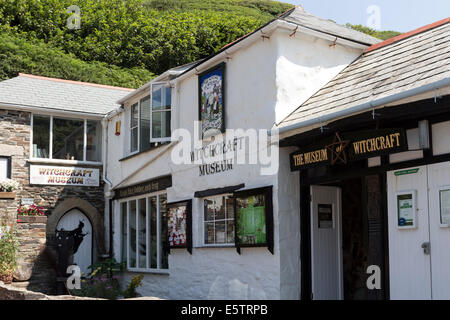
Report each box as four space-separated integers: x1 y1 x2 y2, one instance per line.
0 179 20 199
0 220 19 284
17 205 46 223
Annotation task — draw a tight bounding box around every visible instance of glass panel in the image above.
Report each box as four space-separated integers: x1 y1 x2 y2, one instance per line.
121 202 128 263
138 198 147 269
151 84 170 111
226 220 234 243
204 199 215 221
216 197 225 220
204 222 215 244
149 196 157 268
52 117 84 160
131 127 138 153
140 96 150 151
131 103 138 128
86 120 102 162
32 115 50 158
215 221 226 244
129 200 137 268
151 111 171 139
226 197 234 219
159 194 168 269
0 158 7 180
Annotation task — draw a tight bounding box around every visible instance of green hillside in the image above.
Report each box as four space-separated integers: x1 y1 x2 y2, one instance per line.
0 0 400 88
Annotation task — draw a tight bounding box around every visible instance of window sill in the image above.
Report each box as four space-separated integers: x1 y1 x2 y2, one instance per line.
196 245 236 249
125 269 169 275
119 142 170 162
27 158 102 166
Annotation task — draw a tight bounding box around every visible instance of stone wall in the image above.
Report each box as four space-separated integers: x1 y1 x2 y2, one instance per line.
0 109 107 295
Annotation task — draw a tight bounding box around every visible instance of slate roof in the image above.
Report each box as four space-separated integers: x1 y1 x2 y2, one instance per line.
278 19 450 130
0 74 134 116
279 7 380 46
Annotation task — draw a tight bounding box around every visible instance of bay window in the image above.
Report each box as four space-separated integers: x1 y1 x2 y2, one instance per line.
120 193 169 271
31 114 102 162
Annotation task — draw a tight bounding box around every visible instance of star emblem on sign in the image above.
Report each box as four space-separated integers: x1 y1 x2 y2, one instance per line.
326 132 350 165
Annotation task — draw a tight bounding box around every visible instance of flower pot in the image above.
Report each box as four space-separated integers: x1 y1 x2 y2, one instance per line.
0 273 13 284
0 192 15 199
17 215 47 223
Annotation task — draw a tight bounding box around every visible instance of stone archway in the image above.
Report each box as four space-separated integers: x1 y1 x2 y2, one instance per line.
47 197 106 257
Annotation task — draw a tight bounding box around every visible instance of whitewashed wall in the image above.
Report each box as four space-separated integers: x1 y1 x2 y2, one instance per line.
107 26 366 300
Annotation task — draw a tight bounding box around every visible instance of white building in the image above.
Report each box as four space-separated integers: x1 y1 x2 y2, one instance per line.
103 6 381 300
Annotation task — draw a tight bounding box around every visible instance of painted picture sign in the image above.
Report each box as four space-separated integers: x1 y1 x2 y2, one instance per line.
290 128 407 171
167 200 192 253
30 165 99 186
168 204 187 247
199 63 225 138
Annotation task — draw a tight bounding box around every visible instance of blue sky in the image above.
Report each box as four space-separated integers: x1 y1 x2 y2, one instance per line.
286 0 450 33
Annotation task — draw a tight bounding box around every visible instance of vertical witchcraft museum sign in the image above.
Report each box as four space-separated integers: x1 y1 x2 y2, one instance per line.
199 63 225 138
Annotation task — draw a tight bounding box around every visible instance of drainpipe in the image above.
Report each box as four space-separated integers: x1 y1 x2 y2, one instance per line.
275 78 450 137
101 117 114 259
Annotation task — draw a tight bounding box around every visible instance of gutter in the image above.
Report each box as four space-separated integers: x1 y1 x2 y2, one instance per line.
276 77 450 137
0 102 106 119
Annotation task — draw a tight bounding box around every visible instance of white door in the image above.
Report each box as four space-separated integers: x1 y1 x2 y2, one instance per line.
387 166 431 299
427 162 450 299
310 185 343 300
57 209 93 275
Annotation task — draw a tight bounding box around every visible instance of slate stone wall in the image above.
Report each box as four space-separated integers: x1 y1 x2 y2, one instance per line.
0 109 106 295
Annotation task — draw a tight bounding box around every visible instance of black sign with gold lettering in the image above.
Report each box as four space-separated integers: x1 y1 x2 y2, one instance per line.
113 175 172 199
290 128 407 171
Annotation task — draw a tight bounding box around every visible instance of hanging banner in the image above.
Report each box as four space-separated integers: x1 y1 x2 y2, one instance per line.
290 128 407 171
30 165 99 186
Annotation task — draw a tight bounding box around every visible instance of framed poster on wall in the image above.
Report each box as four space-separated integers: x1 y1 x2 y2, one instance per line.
167 199 192 254
234 186 274 254
198 63 225 139
396 190 417 229
318 204 333 229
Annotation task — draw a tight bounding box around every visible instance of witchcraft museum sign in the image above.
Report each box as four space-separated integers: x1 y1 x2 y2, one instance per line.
290 128 407 171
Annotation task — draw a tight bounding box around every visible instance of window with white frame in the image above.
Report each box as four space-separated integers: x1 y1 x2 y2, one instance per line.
120 193 168 270
128 91 168 155
203 195 235 245
151 83 171 142
31 114 102 162
0 157 10 180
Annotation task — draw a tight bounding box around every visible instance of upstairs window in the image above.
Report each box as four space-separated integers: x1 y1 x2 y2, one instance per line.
31 114 102 162
151 83 171 142
127 84 171 155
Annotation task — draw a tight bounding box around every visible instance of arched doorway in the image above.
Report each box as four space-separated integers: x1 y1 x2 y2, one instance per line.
57 209 93 275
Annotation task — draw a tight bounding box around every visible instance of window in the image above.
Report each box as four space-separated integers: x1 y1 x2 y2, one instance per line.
52 117 84 160
32 115 50 158
87 120 102 162
120 193 168 271
0 157 11 180
130 103 139 153
31 114 102 162
151 83 171 142
203 195 235 245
